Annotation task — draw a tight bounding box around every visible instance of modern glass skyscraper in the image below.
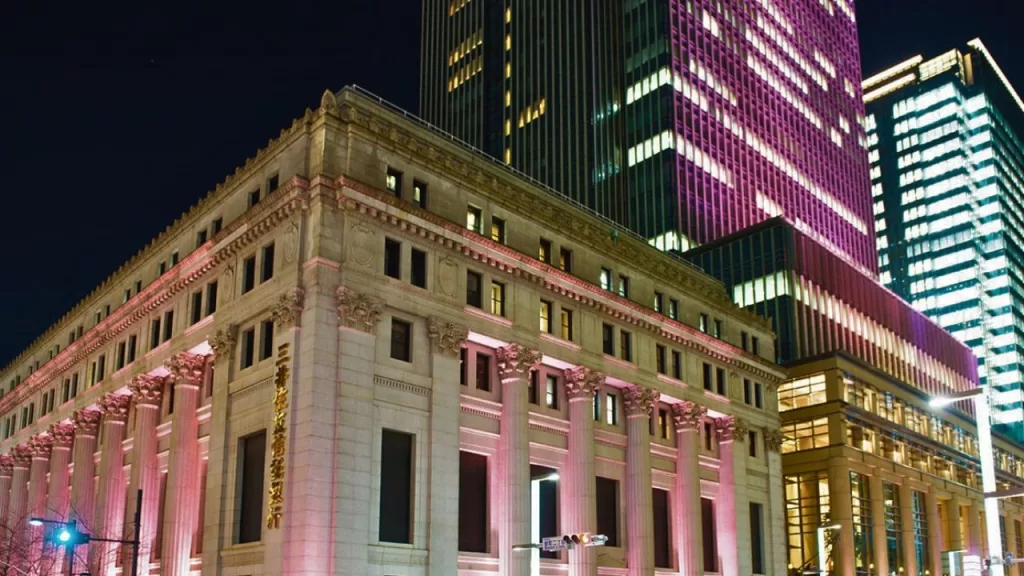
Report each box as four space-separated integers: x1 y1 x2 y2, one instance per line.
864 40 1024 437
421 0 878 274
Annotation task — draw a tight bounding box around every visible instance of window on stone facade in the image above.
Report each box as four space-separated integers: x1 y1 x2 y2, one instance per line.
672 350 682 380
171 251 179 267
259 320 274 361
475 353 490 392
529 371 539 404
654 291 664 313
749 431 758 457
744 378 753 405
206 282 218 316
190 291 203 326
533 465 559 558
617 275 630 298
539 300 552 334
466 271 483 308
212 218 223 235
600 268 612 291
560 308 573 341
699 313 709 333
490 282 505 316
116 342 126 370
602 323 614 355
459 348 467 386
741 331 749 351
755 382 764 409
412 180 427 208
466 205 482 234
489 216 504 243
704 422 713 451
620 330 632 362
410 248 427 289
266 173 279 193
248 188 260 207
606 393 617 425
716 367 726 396
386 167 402 195
260 243 275 283
752 336 760 356
713 319 722 339
127 335 137 363
379 429 414 544
458 451 488 553
596 477 619 546
538 238 552 263
559 248 573 273
240 327 255 369
70 374 78 399
545 375 558 409
702 362 712 391
150 319 161 351
163 310 174 342
702 498 717 571
654 488 671 568
750 502 765 574
158 261 167 275
656 345 666 374
196 229 208 248
668 298 679 320
237 431 266 544
242 256 256 294
384 238 401 279
390 319 412 362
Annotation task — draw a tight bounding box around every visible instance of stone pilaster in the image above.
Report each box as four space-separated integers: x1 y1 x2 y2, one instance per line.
947 499 964 558
162 352 206 576
28 434 53 562
624 385 659 576
0 455 12 527
899 482 917 576
124 374 164 574
671 401 706 576
9 446 32 573
868 474 889 576
69 409 100 576
828 458 855 576
93 393 130 576
47 423 74 576
925 491 944 576
562 366 603 576
714 416 749 576
426 317 468 576
202 325 237 576
496 343 541 576
966 500 983 559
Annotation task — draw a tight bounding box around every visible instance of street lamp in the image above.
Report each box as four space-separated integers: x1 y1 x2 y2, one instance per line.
816 524 840 576
930 387 1004 575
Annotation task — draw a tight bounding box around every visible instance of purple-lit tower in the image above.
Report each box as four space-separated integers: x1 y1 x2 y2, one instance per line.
625 0 875 274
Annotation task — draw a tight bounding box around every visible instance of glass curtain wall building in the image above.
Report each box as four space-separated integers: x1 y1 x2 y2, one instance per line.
864 40 1024 438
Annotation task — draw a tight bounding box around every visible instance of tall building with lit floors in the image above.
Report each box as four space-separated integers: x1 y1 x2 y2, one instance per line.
684 217 1024 575
0 88 786 576
863 40 1024 442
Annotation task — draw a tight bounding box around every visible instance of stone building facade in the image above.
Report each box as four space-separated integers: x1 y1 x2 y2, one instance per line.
0 87 783 576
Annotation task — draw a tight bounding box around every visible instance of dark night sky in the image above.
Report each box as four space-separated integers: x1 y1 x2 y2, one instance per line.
0 0 1021 366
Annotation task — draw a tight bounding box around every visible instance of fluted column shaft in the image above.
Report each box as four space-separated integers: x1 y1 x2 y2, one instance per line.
28 438 53 563
563 367 602 576
624 386 658 576
47 425 74 576
123 376 164 574
162 353 204 576
9 457 30 572
0 468 11 527
497 344 541 576
93 394 130 576
672 402 705 576
69 410 100 576
925 491 944 576
715 417 749 576
868 475 889 576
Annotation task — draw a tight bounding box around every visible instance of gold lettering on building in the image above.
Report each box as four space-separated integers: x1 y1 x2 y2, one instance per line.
266 342 290 529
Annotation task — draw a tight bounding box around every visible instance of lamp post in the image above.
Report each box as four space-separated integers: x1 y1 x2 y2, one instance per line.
815 524 840 576
930 387 1003 576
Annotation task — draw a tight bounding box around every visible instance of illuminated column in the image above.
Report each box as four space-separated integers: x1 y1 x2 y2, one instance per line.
0 455 12 524
9 446 32 572
46 423 74 576
425 317 469 576
869 475 889 576
162 352 206 576
966 500 983 558
671 401 706 576
562 367 602 576
715 417 750 576
69 409 101 576
123 375 164 573
948 499 965 554
764 429 787 576
925 491 944 576
828 460 856 576
28 434 54 561
899 482 918 576
200 325 237 576
624 385 659 576
496 343 542 576
93 393 130 576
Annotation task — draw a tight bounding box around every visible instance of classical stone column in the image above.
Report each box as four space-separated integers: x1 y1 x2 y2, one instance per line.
9 446 32 572
828 459 856 576
868 474 889 576
161 352 206 576
562 367 603 576
123 375 164 573
93 393 130 576
0 455 12 524
426 317 469 576
201 325 237 576
69 409 101 576
46 423 74 576
496 343 541 576
27 434 54 562
966 500 982 559
624 385 659 576
764 429 787 576
671 401 706 576
715 417 750 576
947 499 964 558
898 482 917 576
925 491 944 576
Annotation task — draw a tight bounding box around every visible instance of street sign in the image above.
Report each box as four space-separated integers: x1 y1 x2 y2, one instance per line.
541 537 568 552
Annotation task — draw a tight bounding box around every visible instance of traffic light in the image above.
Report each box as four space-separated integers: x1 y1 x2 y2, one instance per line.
47 522 90 547
559 533 609 549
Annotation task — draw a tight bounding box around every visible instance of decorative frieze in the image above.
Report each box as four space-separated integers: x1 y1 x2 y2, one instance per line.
563 366 605 400
72 409 102 437
426 317 468 358
166 352 207 388
495 343 541 381
209 324 239 358
129 374 165 408
716 416 750 443
764 428 784 453
49 422 75 449
98 393 132 423
336 286 383 333
271 288 305 329
623 385 660 417
671 400 707 431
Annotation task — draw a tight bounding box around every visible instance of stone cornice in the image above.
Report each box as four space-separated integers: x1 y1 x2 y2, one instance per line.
337 178 784 384
0 178 312 413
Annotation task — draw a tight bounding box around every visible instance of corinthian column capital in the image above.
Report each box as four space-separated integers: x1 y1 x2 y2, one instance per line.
336 286 383 333
99 393 132 423
427 317 469 357
671 400 707 432
49 422 75 449
165 352 207 389
496 343 541 381
11 445 32 468
0 454 12 477
764 428 784 453
716 416 749 443
72 409 102 437
271 288 305 329
129 374 165 408
623 385 660 417
209 324 239 358
563 366 605 400
29 434 53 459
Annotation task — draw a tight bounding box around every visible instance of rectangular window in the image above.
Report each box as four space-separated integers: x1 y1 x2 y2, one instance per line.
70 374 78 398
744 378 752 405
466 271 483 308
260 243 275 283
716 368 726 396
656 345 666 374
659 409 669 439
379 429 414 544
170 251 179 266
529 371 539 404
596 477 619 547
490 217 505 243
748 431 758 457
386 167 402 195
699 313 709 333
467 205 483 233
559 248 573 273
654 488 671 568
237 431 266 544
539 301 552 333
190 291 203 325
196 229 208 248
750 502 765 574
248 189 261 207
755 383 764 409
545 375 558 409
390 319 412 362
127 335 137 363
206 281 218 315
752 336 760 356
96 355 105 382
713 319 722 339
534 465 559 559
490 282 505 316
384 238 401 279
150 318 161 350
600 268 612 291
163 310 174 342
653 292 664 313
259 320 274 361
410 249 427 288
458 451 488 553
459 348 467 386
702 362 712 391
538 238 552 263
475 353 491 392
123 288 132 303
672 350 682 380
240 328 256 369
412 179 427 208
560 308 573 341
266 173 279 193
242 256 256 294
620 330 632 362
668 299 679 320
617 275 630 298
212 217 223 235
606 393 617 425
116 342 127 370
602 324 614 355
702 498 717 571
741 331 749 351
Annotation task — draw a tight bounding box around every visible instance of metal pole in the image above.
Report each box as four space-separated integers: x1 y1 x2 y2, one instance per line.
129 489 142 576
65 520 76 576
